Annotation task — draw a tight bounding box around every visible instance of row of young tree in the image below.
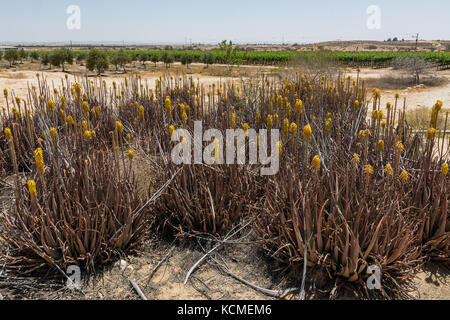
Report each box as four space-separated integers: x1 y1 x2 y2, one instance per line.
0 48 217 74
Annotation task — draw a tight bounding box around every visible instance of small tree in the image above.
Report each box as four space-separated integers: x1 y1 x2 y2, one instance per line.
180 54 193 68
218 40 242 73
150 53 160 68
4 49 19 67
49 48 74 72
138 52 150 68
29 51 40 61
76 52 87 65
110 49 130 73
86 49 109 75
201 52 215 68
40 52 50 67
162 52 174 68
393 57 436 85
18 48 28 63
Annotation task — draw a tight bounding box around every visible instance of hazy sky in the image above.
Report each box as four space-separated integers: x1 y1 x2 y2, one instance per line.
0 0 449 44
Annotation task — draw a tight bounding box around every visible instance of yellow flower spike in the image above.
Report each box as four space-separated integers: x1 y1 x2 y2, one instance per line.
169 125 175 136
400 170 409 182
377 139 384 151
91 130 96 138
371 110 378 120
60 96 66 107
303 124 312 141
165 96 172 114
441 163 448 176
311 156 320 171
396 141 404 153
3 88 8 97
283 118 289 137
385 164 393 176
386 102 391 109
27 180 37 198
363 164 374 176
289 122 298 136
115 121 123 133
128 149 134 161
274 114 279 125
82 93 88 101
242 123 249 135
427 128 436 140
276 141 282 157
84 130 91 141
47 100 55 111
354 100 360 109
139 105 145 120
50 127 57 145
395 93 400 99
324 118 331 133
286 102 291 118
381 121 386 128
352 153 360 167
377 110 383 120
374 89 381 99
230 113 236 129
4 128 12 141
34 148 44 174
267 115 273 130
435 100 443 111
182 111 188 124
295 99 303 114
277 95 283 108
66 115 74 126
126 133 131 141
82 120 88 132
15 96 21 105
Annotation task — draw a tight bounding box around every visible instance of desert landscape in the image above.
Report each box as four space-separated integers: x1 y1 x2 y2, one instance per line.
0 39 448 302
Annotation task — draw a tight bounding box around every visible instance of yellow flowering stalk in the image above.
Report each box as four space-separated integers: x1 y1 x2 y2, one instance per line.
128 149 134 161
84 130 91 141
27 180 37 198
352 153 360 169
426 128 436 141
116 121 123 133
4 128 12 141
303 125 312 141
400 170 409 182
276 141 282 157
441 163 448 177
165 96 172 115
385 164 393 177
230 112 236 129
169 125 175 137
311 156 320 171
50 127 57 147
364 164 374 176
283 118 289 138
274 114 279 125
377 139 384 151
289 122 298 136
267 115 273 130
34 148 44 175
47 100 55 111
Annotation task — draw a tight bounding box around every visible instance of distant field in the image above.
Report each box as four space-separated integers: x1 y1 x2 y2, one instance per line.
31 49 450 65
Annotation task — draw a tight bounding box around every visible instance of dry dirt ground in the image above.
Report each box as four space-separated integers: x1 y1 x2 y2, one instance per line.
0 62 449 300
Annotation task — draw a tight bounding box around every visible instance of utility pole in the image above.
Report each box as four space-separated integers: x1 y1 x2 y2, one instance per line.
414 33 419 51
